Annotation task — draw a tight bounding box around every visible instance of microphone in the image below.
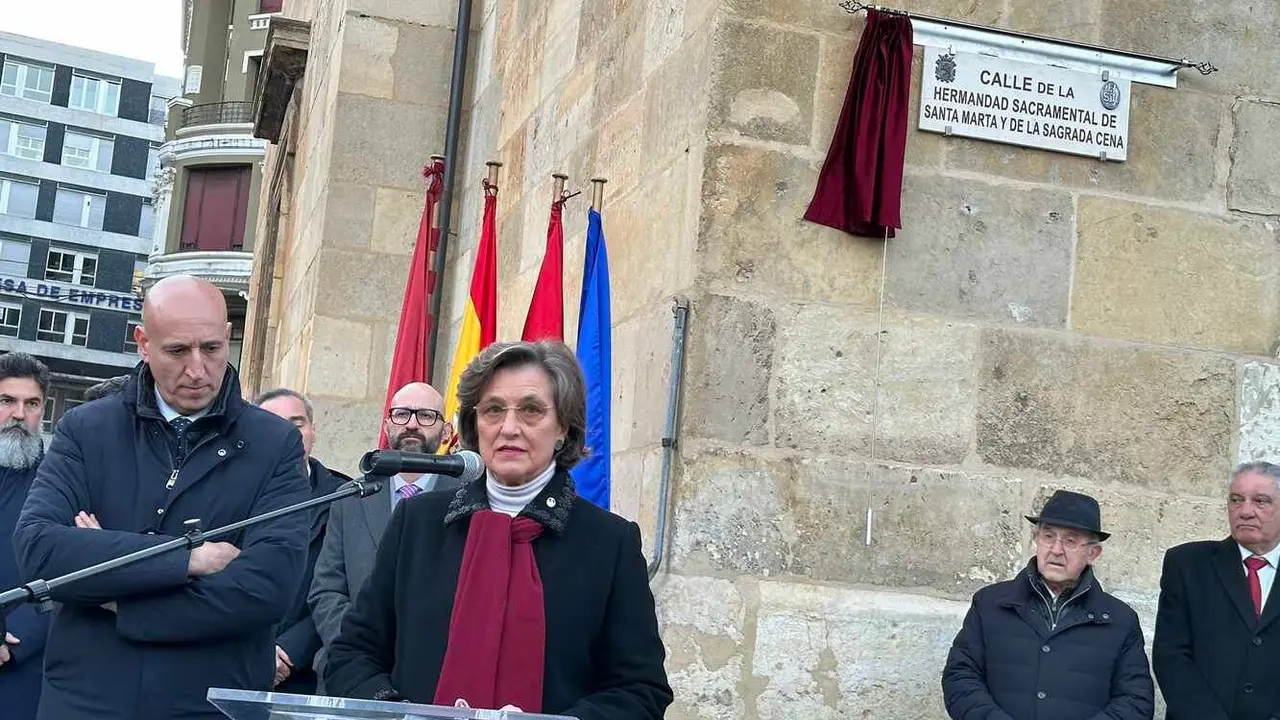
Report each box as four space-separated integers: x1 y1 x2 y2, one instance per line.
359 449 485 482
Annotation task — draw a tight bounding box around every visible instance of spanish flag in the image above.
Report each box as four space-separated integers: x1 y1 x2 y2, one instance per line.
441 181 498 449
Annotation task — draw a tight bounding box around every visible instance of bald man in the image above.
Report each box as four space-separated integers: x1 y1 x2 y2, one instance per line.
14 275 311 720
308 381 459 691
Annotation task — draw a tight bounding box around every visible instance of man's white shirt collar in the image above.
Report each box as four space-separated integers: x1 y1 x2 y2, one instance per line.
154 388 211 424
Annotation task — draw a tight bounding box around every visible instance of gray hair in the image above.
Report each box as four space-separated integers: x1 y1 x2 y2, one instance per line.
83 374 131 402
1232 461 1280 489
455 340 587 469
253 387 314 422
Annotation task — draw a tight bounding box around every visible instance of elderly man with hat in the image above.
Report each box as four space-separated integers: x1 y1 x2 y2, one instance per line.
941 490 1154 720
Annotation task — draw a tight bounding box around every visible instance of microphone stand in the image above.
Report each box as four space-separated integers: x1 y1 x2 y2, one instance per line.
0 477 384 641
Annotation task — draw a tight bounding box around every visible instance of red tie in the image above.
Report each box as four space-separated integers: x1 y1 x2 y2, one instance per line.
1245 556 1269 616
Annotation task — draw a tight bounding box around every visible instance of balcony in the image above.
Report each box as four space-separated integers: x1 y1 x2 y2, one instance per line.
143 250 254 294
178 101 254 132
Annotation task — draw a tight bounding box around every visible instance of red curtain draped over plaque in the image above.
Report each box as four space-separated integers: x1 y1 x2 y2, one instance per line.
804 9 913 239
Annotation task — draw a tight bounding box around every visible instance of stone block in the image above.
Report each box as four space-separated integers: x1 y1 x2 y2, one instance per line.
791 460 1026 593
320 182 375 250
596 93 644 197
612 302 679 451
976 328 1236 496
1101 0 1280 97
723 0 859 31
655 575 748 720
1239 361 1280 465
774 307 979 465
391 24 456 106
364 320 396 402
643 0 685 76
1229 100 1280 215
1026 481 1226 598
671 446 795 576
1071 197 1280 355
708 20 818 145
540 13 580 100
642 22 712 164
752 582 968 720
330 94 447 191
345 0 460 27
306 316 373 400
1004 0 1101 43
696 142 886 307
369 186 427 256
684 295 775 444
885 175 1074 328
608 157 698 323
314 249 413 321
590 2 646 128
310 396 386 476
337 14 397 100
944 88 1223 203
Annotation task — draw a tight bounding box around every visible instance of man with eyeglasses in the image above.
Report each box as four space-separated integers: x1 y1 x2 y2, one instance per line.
942 490 1154 720
308 381 460 693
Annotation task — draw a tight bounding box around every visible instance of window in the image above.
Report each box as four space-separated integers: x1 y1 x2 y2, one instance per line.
124 319 142 353
37 308 89 346
61 131 114 173
146 146 160 180
138 202 155 240
0 60 54 103
131 259 147 294
45 248 97 287
0 178 38 218
0 302 19 337
69 74 121 116
149 95 168 125
0 117 47 160
181 166 252 251
52 188 106 230
41 397 54 434
0 237 31 276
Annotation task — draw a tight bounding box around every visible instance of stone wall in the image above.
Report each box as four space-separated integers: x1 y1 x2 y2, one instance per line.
438 1 1280 718
249 0 1280 717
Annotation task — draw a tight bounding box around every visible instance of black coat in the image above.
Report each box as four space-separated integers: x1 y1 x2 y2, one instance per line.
272 457 348 695
1153 538 1280 720
324 471 673 719
1 458 47 720
943 560 1154 720
12 365 311 720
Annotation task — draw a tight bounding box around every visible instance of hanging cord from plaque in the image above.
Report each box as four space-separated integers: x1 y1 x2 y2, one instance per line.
865 226 891 546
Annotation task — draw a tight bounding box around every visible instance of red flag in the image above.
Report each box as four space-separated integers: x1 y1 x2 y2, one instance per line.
521 199 564 341
379 158 445 448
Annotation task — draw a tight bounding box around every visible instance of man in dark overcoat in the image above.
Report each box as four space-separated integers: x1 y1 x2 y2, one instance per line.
1154 461 1280 720
0 352 52 720
942 490 1154 720
13 275 311 720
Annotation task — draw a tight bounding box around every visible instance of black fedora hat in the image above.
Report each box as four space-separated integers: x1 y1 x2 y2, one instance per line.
1025 490 1110 542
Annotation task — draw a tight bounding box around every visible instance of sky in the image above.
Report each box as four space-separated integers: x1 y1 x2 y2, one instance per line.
4 0 185 78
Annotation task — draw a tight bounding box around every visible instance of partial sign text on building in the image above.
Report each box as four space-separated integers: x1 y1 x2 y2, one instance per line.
0 274 143 312
918 48 1132 162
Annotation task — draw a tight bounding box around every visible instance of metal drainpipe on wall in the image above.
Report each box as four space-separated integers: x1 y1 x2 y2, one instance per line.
647 295 691 581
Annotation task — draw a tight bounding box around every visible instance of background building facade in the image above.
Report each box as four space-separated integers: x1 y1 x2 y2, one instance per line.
145 0 285 367
243 1 1280 716
0 31 177 439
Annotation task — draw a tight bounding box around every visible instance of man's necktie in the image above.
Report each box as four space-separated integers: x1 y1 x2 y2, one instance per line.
397 483 422 501
1246 555 1268 616
170 417 192 457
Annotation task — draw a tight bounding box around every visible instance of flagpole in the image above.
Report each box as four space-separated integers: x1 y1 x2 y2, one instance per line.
590 177 607 211
552 172 568 203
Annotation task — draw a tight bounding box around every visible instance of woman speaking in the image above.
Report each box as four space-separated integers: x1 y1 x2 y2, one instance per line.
324 341 673 719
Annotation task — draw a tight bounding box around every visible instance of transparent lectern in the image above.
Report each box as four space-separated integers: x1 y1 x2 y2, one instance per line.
207 688 576 720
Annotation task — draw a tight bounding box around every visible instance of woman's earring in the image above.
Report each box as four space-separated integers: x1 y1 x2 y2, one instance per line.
554 438 565 451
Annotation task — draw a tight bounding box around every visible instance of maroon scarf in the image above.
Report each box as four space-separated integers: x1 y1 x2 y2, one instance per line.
433 509 546 711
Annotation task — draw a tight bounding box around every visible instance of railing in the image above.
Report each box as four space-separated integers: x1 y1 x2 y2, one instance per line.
178 102 253 130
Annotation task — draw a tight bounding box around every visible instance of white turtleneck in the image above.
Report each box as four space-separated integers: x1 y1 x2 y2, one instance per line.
487 463 556 517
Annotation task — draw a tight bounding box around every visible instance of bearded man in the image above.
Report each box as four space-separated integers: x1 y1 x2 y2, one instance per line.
0 353 51 720
307 382 461 692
